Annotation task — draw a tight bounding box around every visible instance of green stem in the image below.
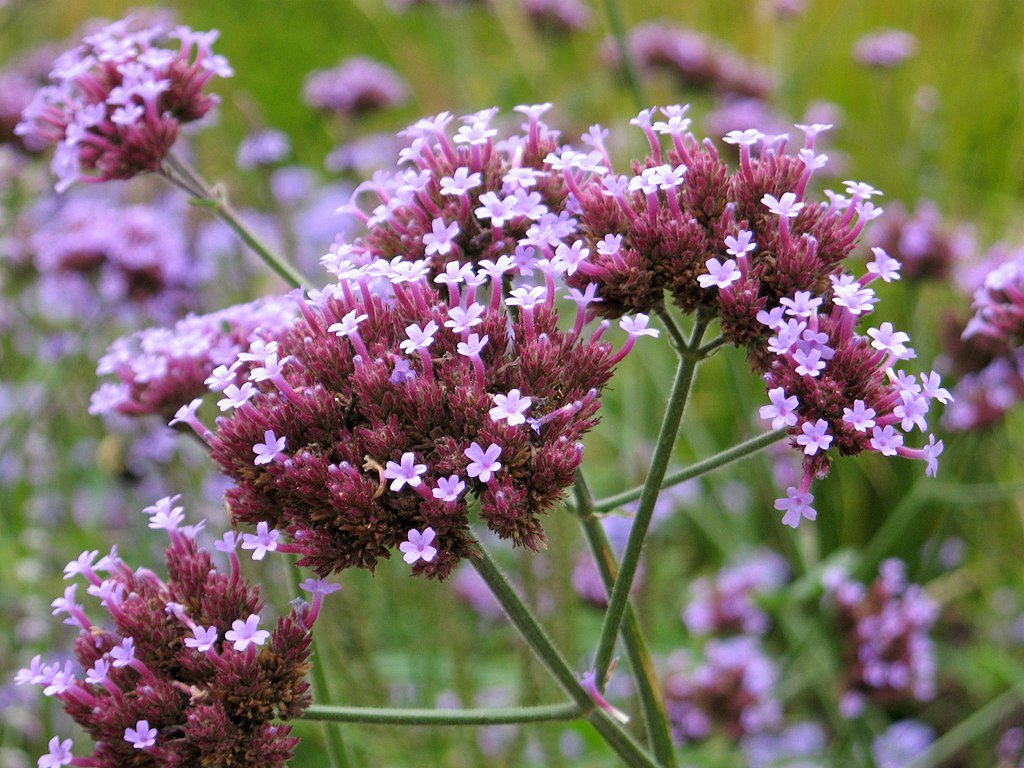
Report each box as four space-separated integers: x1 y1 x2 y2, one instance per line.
280 563 352 768
470 539 660 768
593 318 708 682
304 703 579 726
594 428 789 512
696 335 728 358
163 151 307 288
575 476 678 768
655 308 688 358
600 0 645 110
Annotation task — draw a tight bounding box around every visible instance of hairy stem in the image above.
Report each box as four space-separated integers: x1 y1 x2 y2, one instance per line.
304 702 580 726
470 539 661 768
575 475 678 768
280 563 352 768
593 318 708 682
163 151 307 288
594 428 789 512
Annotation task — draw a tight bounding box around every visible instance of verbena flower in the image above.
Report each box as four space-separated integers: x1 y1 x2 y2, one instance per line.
204 256 640 579
90 296 297 422
824 559 938 716
872 720 935 768
682 550 789 637
552 108 948 520
236 128 291 170
16 18 231 190
603 23 773 99
302 56 408 116
521 0 592 35
663 636 782 743
21 498 328 768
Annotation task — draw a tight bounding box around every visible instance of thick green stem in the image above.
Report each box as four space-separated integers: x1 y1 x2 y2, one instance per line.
304 703 579 726
594 428 789 512
163 152 307 288
600 0 645 110
575 477 678 768
470 539 660 768
593 319 708 682
280 564 352 768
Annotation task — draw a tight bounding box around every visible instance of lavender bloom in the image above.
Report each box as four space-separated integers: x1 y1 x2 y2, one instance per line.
683 549 789 637
742 721 827 768
91 295 297 421
24 500 326 768
853 29 919 69
998 727 1024 767
17 19 231 189
303 56 409 116
872 720 935 768
237 128 291 169
663 636 782 743
604 23 774 99
825 559 939 713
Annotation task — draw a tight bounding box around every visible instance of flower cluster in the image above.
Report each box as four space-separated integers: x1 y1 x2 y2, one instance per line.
18 497 327 768
604 23 774 99
16 19 231 190
853 29 918 69
824 559 938 716
682 549 789 636
302 56 409 117
545 109 948 522
867 200 974 281
331 103 573 280
91 296 297 421
0 43 60 150
663 636 782 743
201 254 643 579
19 195 195 321
963 251 1024 346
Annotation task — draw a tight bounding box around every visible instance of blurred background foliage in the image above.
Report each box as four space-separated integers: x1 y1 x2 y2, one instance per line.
1 1 1023 767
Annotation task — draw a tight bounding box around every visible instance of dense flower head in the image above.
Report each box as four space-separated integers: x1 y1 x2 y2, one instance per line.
742 721 827 768
236 128 291 170
302 56 409 116
867 199 975 281
21 195 195 321
20 498 322 768
853 29 918 69
0 43 62 150
824 559 938 716
326 104 576 281
682 549 789 636
205 255 637 579
535 106 951 518
872 720 935 768
91 296 297 421
605 23 774 99
998 726 1024 768
663 636 782 743
16 17 231 190
963 252 1024 346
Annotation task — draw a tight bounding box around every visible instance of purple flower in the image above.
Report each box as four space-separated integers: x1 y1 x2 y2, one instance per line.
795 419 832 455
490 390 533 426
842 399 877 431
240 521 280 560
465 442 502 483
384 452 429 491
775 487 817 527
762 192 804 218
253 430 287 466
225 614 271 651
399 528 438 564
854 29 918 69
184 625 219 653
424 218 461 256
125 719 158 749
759 388 799 429
38 736 74 768
697 258 741 290
303 56 408 115
868 322 914 358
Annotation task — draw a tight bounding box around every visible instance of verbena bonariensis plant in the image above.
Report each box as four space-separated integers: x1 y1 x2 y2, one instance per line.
19 497 326 768
25 16 955 768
